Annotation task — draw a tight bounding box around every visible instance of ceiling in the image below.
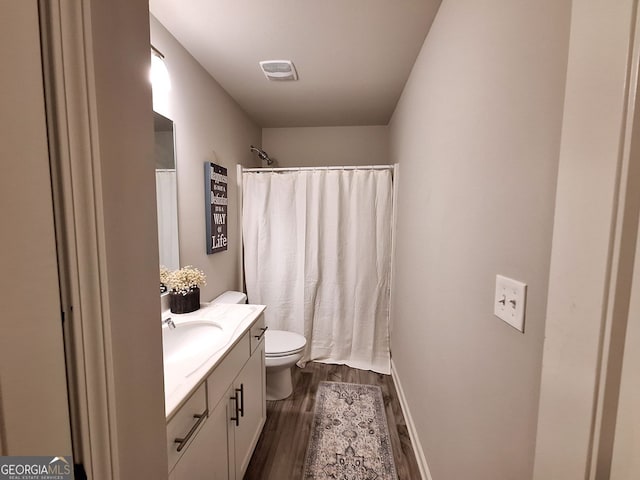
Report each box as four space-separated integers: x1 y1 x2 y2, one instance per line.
149 0 441 128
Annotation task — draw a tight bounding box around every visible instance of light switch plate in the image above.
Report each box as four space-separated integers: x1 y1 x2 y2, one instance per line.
494 275 527 332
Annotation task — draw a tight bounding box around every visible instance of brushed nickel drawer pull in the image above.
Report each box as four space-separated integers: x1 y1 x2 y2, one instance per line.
237 384 244 417
254 326 268 341
230 392 240 426
174 409 208 452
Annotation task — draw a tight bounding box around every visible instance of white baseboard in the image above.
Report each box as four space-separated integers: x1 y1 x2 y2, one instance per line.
391 359 433 480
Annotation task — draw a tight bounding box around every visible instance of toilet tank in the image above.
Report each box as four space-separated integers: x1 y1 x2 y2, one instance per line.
210 290 247 304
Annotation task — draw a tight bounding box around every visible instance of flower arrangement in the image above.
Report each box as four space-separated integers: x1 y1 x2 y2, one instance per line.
159 265 170 293
161 265 207 296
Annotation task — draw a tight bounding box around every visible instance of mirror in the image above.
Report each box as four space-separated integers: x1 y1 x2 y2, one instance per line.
154 111 180 271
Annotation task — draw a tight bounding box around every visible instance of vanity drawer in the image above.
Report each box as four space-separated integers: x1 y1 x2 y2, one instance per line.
167 383 207 472
249 313 267 353
207 332 250 413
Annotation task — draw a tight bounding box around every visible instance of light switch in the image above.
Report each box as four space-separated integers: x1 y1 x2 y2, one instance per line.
494 275 527 332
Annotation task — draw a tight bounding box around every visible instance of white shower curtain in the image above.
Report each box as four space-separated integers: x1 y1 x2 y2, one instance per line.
242 169 393 374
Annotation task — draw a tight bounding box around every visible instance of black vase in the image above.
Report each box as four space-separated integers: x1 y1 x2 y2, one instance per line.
169 287 200 314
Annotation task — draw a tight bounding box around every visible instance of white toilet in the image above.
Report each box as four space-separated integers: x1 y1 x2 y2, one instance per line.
210 290 248 305
211 291 307 401
264 329 306 401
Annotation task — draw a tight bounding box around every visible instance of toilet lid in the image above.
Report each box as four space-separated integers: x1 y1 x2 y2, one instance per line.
265 330 306 357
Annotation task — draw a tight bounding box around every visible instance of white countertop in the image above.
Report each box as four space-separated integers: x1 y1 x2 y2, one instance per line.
162 302 266 420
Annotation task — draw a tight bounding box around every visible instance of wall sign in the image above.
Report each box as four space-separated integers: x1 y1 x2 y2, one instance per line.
205 162 228 254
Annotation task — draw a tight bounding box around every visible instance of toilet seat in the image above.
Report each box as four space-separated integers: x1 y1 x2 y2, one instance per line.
265 330 306 357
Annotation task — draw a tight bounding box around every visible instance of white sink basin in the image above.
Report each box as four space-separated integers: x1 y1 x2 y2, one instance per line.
163 320 228 379
162 302 266 418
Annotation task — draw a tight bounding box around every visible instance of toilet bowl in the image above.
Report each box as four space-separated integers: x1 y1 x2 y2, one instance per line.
210 291 307 401
264 329 306 401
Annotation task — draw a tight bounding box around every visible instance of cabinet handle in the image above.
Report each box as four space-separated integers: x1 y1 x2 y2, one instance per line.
254 326 268 341
174 409 208 452
230 392 240 426
236 384 244 418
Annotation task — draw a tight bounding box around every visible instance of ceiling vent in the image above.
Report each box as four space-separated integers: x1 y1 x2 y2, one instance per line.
259 60 298 81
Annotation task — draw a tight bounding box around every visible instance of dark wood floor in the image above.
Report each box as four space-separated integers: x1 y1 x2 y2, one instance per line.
244 362 421 479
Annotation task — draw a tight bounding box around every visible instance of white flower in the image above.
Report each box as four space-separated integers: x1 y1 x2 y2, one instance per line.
163 265 207 295
160 265 170 285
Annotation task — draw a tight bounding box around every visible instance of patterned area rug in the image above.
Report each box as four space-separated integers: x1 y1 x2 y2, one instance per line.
303 381 398 480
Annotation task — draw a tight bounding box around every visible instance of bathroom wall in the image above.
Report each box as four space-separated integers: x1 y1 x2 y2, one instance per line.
262 126 389 167
388 1 571 478
150 16 261 301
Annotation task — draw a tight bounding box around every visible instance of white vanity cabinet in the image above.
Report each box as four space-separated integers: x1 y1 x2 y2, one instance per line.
167 312 266 480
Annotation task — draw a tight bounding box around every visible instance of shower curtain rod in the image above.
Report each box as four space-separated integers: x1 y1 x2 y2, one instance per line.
242 164 394 173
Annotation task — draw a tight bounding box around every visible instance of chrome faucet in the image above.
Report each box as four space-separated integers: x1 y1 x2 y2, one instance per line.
163 317 176 329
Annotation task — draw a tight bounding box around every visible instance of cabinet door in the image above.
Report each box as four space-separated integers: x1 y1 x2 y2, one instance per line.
209 395 232 480
233 341 266 479
171 396 230 480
